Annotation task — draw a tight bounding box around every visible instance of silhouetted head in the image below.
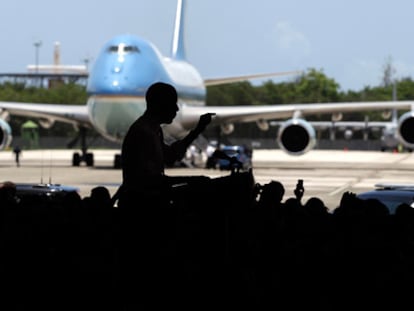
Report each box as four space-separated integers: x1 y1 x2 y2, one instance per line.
145 82 178 124
259 180 285 206
90 186 112 208
91 186 111 200
0 181 17 204
305 196 328 215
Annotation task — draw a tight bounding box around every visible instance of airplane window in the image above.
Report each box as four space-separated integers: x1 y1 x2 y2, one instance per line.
107 45 139 53
108 44 139 54
124 46 140 53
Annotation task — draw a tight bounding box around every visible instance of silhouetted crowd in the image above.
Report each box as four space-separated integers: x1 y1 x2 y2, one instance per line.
1 171 414 310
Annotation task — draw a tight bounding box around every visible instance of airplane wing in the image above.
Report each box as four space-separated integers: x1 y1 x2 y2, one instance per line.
0 101 90 127
270 120 394 131
178 100 414 156
180 100 414 126
4 97 400 133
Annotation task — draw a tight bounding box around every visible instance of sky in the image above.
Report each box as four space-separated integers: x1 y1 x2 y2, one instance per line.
1 0 413 92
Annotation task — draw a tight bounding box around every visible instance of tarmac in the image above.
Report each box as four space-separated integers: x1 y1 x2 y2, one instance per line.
1 148 414 211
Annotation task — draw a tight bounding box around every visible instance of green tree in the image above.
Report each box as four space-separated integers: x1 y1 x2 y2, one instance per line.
207 82 256 106
294 68 340 103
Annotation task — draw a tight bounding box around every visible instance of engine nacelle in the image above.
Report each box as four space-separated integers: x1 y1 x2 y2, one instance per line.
397 111 414 148
0 118 12 150
277 118 316 155
256 119 269 131
220 123 234 135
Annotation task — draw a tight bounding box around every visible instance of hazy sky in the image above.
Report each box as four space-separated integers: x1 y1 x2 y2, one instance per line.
1 0 413 91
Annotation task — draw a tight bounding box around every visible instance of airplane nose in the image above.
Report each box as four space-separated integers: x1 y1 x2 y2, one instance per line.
87 47 170 95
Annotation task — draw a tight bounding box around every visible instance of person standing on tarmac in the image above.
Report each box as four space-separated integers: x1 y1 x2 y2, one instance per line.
13 145 22 167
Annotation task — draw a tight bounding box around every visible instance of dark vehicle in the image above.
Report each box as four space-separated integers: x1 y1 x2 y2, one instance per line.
210 145 252 171
15 183 80 205
357 183 414 214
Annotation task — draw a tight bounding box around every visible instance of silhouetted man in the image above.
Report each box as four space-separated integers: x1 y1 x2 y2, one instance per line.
116 82 214 308
118 81 214 208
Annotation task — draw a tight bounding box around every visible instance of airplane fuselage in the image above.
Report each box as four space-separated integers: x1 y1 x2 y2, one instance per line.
86 34 205 143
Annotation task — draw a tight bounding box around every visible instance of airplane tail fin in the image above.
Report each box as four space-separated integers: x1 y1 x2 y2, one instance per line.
171 0 186 60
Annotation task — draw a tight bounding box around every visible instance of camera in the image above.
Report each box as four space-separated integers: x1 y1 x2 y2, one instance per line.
294 179 304 199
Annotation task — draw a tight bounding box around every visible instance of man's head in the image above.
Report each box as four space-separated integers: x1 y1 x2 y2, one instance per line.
145 82 178 123
260 180 285 205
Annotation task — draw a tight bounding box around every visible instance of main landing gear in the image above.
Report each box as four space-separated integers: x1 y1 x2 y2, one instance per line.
69 127 95 167
72 150 94 167
69 126 122 168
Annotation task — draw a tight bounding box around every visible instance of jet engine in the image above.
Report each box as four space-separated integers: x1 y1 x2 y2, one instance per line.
277 118 316 155
0 118 12 150
397 111 414 148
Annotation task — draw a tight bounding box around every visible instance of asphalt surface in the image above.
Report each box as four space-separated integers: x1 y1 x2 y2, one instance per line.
1 148 414 211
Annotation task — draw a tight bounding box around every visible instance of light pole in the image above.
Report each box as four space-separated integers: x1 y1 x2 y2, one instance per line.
33 40 42 73
82 55 93 72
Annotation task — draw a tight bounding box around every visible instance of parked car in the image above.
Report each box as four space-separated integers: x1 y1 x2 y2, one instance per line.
356 183 414 214
15 183 80 205
206 145 252 171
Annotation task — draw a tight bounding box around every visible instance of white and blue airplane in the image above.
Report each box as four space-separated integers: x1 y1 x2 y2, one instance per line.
0 0 414 168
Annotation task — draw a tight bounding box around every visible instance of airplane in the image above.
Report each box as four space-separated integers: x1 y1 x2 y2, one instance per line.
1 0 414 168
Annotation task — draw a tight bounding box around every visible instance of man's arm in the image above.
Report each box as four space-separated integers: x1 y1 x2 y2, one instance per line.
170 113 215 160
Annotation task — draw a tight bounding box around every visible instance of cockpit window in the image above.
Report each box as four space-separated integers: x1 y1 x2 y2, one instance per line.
124 46 140 52
107 44 140 53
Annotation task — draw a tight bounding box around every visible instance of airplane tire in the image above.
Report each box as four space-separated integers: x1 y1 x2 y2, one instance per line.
86 153 94 167
114 154 121 169
72 153 81 166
